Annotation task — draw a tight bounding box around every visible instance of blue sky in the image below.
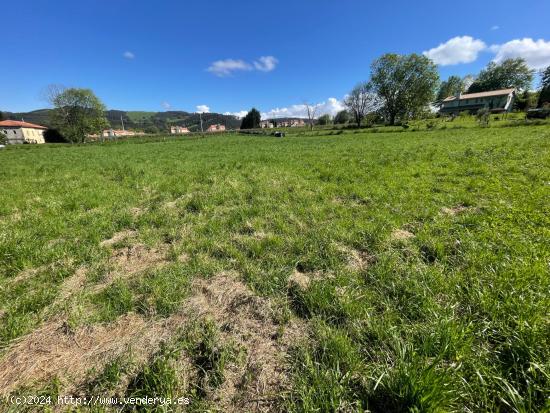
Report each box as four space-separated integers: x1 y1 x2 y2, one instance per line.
2 0 549 117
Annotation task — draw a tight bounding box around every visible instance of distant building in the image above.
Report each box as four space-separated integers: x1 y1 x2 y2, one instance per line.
267 118 306 128
206 124 226 132
440 88 516 115
0 120 47 144
170 126 190 134
101 129 139 138
260 120 274 128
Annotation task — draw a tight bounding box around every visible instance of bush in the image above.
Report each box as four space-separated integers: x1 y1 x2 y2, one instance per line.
0 132 6 145
476 108 491 126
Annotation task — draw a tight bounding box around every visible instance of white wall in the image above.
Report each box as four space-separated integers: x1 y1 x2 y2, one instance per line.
1 127 45 144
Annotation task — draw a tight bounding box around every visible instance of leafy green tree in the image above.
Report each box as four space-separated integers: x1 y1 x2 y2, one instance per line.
436 75 465 103
334 110 350 124
514 90 538 111
317 114 332 125
0 131 6 145
49 87 109 143
538 66 550 107
468 58 534 93
240 108 261 129
0 111 5 121
344 82 380 127
370 53 440 125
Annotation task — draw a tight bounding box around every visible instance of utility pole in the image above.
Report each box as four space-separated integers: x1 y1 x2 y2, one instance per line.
199 112 204 133
121 115 125 131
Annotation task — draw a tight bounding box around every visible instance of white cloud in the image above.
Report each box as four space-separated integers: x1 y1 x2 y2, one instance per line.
490 38 550 69
253 56 279 72
207 59 252 77
223 110 248 119
161 101 171 110
261 97 345 120
196 105 210 113
207 56 278 76
123 51 135 59
423 36 486 66
491 25 500 31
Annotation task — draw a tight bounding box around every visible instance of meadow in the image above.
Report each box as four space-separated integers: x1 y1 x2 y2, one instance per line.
0 124 549 412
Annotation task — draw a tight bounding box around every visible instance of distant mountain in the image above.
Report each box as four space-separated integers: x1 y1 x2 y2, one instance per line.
1 109 242 133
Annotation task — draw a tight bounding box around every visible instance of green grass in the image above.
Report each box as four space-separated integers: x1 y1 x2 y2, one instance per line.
0 125 549 411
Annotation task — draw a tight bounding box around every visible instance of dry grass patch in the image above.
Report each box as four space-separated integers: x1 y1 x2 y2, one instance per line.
391 229 415 241
0 313 186 395
99 230 137 247
184 273 306 412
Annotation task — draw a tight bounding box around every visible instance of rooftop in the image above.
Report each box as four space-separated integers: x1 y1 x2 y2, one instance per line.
443 88 515 102
0 120 47 129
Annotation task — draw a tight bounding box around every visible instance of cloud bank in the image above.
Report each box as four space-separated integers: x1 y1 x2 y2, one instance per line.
423 36 486 66
207 56 278 76
423 36 550 69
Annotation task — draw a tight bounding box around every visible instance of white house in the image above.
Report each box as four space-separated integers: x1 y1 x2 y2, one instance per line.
0 120 47 144
170 126 190 134
440 88 516 115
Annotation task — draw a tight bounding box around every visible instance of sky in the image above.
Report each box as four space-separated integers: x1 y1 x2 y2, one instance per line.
2 0 549 118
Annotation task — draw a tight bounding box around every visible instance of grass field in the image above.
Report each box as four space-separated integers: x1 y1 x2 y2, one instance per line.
0 125 549 412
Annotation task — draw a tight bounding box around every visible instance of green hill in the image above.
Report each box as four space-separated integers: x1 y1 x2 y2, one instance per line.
1 109 242 132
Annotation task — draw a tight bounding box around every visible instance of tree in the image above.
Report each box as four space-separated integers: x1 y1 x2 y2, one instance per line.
370 53 439 125
468 58 534 93
334 110 350 124
344 82 380 127
514 90 538 111
0 131 6 145
48 86 108 143
436 75 465 103
240 108 261 129
317 114 332 125
0 111 5 121
304 102 318 130
538 66 550 107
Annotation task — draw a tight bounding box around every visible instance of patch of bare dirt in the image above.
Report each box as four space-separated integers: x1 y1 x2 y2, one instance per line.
391 229 415 241
185 273 306 412
100 230 137 247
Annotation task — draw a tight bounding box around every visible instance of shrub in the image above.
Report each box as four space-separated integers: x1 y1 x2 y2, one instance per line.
0 132 6 145
476 108 491 126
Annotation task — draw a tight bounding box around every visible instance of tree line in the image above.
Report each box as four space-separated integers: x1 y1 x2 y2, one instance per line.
13 54 549 143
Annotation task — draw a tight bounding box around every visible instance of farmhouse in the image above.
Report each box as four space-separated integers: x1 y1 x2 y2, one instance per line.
207 124 226 132
101 129 138 138
260 120 274 128
170 126 190 134
440 88 516 115
0 120 47 144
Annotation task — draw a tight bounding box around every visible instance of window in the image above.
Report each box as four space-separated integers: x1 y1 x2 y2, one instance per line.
13 130 16 134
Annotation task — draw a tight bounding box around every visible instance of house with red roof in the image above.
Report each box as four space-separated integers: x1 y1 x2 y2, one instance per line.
0 120 47 144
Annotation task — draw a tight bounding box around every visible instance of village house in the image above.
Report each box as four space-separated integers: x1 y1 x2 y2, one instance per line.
101 129 139 138
261 118 306 128
206 124 226 132
170 126 190 134
0 120 47 144
440 88 516 115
